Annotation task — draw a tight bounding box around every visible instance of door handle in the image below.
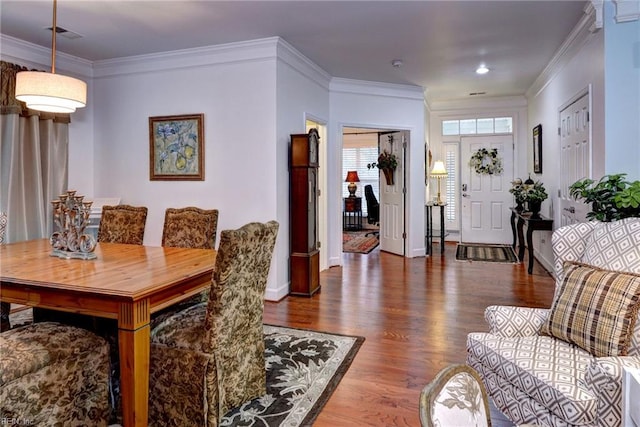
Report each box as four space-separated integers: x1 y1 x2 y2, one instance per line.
462 193 470 198
563 207 575 213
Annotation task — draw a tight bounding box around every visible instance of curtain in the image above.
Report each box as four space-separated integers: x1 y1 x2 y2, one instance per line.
0 61 70 243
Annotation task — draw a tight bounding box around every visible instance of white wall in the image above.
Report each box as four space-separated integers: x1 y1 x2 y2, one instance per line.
329 79 426 264
526 9 605 272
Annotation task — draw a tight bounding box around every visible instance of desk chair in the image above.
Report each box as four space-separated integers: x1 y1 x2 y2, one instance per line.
364 185 380 237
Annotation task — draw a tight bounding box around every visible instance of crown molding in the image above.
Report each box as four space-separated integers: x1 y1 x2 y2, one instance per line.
276 38 331 91
429 95 527 112
330 78 424 101
613 0 640 22
0 34 92 78
526 6 598 99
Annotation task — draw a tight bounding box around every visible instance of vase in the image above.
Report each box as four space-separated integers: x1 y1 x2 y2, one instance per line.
529 200 542 219
515 201 524 212
382 168 394 186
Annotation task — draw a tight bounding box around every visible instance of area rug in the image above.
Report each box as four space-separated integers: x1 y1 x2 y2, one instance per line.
456 243 518 264
222 325 364 426
7 309 364 427
343 231 379 254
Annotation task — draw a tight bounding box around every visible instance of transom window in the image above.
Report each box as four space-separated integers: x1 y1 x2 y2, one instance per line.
442 117 513 136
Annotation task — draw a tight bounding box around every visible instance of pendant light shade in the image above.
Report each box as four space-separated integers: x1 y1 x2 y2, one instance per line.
14 0 87 114
15 71 86 113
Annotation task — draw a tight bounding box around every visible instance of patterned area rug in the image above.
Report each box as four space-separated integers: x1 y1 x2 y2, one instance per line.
343 231 379 254
7 310 364 427
456 243 519 264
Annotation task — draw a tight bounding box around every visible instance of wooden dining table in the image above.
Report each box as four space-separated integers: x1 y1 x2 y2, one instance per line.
0 239 216 427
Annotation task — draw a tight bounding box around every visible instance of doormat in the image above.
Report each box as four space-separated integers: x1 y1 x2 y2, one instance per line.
343 231 379 254
456 243 518 264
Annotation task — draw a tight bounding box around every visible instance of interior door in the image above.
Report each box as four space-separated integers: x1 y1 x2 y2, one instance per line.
460 135 514 244
559 93 591 226
379 131 406 256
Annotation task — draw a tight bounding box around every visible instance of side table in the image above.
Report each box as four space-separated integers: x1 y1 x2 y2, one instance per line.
343 197 363 231
425 203 447 255
509 208 553 274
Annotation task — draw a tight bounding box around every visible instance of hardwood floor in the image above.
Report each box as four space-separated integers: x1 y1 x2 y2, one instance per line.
263 241 557 426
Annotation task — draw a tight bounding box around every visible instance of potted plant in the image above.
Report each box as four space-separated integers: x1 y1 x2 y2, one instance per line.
569 173 640 222
368 150 398 185
522 180 548 218
509 178 527 211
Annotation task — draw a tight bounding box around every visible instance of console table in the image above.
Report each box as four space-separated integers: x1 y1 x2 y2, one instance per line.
510 208 553 274
425 203 447 255
343 197 363 231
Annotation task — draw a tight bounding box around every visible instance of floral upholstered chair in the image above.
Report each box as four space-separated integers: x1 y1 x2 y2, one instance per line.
161 206 218 249
0 322 111 426
149 221 279 426
419 364 492 427
97 204 148 245
467 217 640 427
0 211 10 332
152 207 220 325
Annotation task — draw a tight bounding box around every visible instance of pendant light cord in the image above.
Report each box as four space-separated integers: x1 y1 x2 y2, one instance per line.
51 0 57 74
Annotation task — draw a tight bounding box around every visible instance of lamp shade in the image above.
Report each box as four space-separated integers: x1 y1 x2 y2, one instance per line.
15 71 87 113
345 170 360 183
430 160 448 177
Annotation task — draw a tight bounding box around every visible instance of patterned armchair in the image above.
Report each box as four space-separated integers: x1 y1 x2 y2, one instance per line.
97 204 148 245
1 211 10 332
419 364 491 427
0 322 111 426
467 218 640 427
149 221 279 426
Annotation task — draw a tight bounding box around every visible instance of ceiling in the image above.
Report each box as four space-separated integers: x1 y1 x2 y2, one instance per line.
0 1 588 103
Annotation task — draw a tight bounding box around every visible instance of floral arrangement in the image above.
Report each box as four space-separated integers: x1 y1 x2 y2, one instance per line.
511 177 548 202
469 148 503 175
367 150 398 171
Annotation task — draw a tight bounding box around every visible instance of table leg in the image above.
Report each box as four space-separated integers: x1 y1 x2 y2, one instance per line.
425 206 432 255
510 211 517 249
119 301 150 427
440 205 445 254
526 225 535 274
517 217 526 262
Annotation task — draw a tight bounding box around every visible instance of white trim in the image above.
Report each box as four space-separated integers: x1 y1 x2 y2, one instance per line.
613 0 640 22
277 39 331 91
264 281 290 302
330 78 424 100
430 96 526 112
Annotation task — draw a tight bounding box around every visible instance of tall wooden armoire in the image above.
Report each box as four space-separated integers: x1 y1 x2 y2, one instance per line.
289 129 320 296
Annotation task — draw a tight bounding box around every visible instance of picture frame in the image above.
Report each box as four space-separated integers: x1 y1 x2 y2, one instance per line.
532 124 542 174
149 113 204 181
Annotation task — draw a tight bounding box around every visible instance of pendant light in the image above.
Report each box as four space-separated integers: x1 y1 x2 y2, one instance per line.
15 0 87 113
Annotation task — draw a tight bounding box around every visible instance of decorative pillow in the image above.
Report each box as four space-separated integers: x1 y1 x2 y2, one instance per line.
541 261 640 357
582 217 640 274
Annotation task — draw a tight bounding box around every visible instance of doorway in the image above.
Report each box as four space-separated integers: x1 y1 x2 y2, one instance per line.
341 127 407 257
460 135 514 244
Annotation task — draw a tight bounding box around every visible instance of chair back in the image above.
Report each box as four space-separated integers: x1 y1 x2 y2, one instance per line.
162 207 218 249
419 364 492 427
97 204 148 245
0 211 6 244
203 220 279 413
364 185 379 224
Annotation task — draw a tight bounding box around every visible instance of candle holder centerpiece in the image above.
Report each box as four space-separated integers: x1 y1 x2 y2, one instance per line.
50 190 97 260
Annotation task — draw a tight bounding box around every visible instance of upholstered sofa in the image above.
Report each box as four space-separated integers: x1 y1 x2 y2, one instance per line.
467 218 640 427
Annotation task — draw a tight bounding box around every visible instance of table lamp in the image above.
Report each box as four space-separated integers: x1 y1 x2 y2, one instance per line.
430 161 448 205
345 171 360 197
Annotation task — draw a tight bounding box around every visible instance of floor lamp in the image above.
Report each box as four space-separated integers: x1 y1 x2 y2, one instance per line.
431 161 448 205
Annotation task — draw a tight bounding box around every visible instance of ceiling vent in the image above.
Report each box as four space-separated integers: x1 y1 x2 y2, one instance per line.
46 26 82 40
469 92 487 96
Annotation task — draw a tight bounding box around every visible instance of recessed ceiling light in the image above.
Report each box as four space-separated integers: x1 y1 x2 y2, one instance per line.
476 65 489 75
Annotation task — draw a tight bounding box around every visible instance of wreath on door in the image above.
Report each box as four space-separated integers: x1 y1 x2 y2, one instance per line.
469 148 503 175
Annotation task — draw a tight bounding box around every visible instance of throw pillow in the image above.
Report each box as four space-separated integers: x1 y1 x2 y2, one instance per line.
582 217 640 274
541 262 640 357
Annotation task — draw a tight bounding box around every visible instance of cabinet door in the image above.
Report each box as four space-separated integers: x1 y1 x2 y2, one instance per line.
307 168 318 251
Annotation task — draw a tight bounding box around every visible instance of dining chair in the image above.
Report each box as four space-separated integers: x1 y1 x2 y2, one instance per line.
0 211 9 332
161 206 219 249
148 220 279 426
152 207 220 326
97 204 148 245
419 364 492 427
0 321 111 426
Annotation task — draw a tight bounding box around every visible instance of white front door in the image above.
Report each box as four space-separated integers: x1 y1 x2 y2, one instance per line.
559 93 591 226
379 131 406 256
460 135 514 244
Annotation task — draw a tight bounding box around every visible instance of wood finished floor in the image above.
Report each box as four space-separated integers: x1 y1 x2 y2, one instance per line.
263 241 557 426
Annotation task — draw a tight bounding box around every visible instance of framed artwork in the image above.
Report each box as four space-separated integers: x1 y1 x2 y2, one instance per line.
149 113 204 181
425 145 433 185
533 124 542 174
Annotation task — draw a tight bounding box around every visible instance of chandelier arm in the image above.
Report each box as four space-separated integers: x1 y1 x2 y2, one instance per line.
51 0 57 74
